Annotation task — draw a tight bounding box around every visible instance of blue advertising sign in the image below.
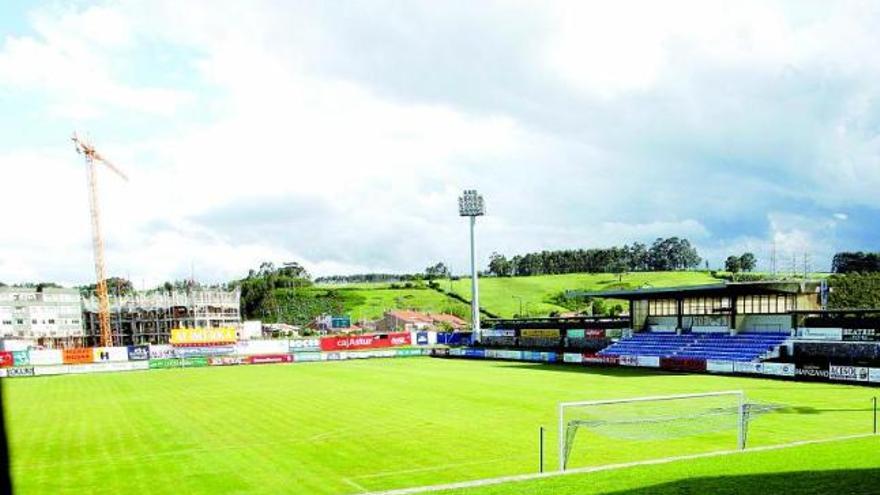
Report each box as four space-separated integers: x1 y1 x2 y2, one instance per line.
416 332 429 346
127 345 150 361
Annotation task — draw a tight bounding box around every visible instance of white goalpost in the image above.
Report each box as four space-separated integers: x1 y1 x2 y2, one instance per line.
558 391 751 471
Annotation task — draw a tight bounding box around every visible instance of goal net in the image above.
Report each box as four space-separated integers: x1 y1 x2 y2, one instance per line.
558 391 776 471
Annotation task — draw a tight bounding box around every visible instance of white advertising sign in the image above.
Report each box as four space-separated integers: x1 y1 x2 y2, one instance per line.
706 360 735 373
797 328 843 341
762 362 796 377
92 347 130 363
637 356 661 368
829 365 870 382
734 362 764 374
869 368 880 383
563 353 583 363
29 349 63 366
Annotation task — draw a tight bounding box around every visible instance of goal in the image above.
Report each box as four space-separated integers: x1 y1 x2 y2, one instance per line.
558 391 751 471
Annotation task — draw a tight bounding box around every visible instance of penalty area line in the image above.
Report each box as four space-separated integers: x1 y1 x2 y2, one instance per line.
365 433 877 495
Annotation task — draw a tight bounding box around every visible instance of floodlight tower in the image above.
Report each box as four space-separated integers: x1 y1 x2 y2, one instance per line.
458 190 485 343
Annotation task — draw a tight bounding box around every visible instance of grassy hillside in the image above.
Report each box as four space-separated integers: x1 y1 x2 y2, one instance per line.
445 271 722 318
310 286 470 322
315 272 722 320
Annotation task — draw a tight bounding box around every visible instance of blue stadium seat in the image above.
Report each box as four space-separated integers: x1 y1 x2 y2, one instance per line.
599 331 789 362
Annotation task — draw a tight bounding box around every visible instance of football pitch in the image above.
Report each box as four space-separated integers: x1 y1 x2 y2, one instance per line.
3 358 879 494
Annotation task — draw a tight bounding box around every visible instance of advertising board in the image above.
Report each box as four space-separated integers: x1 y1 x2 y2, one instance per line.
521 351 557 362
582 354 619 365
734 362 764 374
92 347 130 363
395 349 423 357
293 352 322 362
63 348 94 364
637 356 661 368
170 327 236 345
829 365 870 382
463 348 486 358
8 367 35 377
33 365 69 376
247 354 293 365
706 360 734 373
208 356 245 366
182 357 209 367
660 357 706 372
797 328 843 341
761 362 796 377
619 356 640 367
796 364 830 380
29 349 63 366
415 332 430 346
289 338 321 352
149 358 182 369
0 351 13 368
869 368 880 383
0 369 6 378
841 329 880 342
127 345 150 361
563 353 583 363
520 329 560 338
483 329 515 337
175 346 234 358
235 339 290 356
148 345 176 359
13 350 29 366
320 332 411 351
323 352 345 361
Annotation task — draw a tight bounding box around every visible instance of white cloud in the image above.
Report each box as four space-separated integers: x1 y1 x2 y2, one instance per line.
2 1 880 284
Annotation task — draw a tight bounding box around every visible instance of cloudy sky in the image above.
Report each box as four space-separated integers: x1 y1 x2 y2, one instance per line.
1 1 879 287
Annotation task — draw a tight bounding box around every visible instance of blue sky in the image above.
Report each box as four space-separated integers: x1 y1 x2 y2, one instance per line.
1 0 879 286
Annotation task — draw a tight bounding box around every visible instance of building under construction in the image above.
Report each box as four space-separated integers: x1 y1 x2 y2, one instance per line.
82 288 241 345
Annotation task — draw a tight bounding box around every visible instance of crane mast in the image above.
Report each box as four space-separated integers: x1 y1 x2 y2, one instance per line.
73 133 128 347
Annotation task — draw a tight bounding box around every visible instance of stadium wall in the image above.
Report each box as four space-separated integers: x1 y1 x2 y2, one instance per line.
0 333 436 379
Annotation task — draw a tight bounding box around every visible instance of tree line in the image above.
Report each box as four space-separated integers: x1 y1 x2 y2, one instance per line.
832 252 880 274
486 237 702 277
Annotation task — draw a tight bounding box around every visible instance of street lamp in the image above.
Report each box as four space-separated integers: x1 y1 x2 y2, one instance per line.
459 189 485 343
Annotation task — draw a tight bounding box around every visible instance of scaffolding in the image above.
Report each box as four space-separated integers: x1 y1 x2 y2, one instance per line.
82 288 241 345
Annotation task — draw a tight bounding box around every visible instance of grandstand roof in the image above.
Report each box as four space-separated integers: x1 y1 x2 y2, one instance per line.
568 280 820 300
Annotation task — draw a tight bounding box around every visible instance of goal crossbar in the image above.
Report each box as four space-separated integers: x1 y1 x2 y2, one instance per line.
559 391 746 471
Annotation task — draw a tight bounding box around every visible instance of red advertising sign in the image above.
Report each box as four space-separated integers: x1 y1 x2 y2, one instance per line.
247 354 293 365
320 332 411 351
582 353 619 365
660 357 707 372
584 329 606 338
0 351 13 368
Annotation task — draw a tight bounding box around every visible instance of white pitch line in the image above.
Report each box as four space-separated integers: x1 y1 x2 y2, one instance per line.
365 434 877 495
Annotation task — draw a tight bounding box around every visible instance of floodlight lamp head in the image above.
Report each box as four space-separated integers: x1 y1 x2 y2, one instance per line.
458 189 485 217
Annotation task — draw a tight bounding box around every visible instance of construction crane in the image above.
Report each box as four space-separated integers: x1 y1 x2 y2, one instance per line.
72 133 129 347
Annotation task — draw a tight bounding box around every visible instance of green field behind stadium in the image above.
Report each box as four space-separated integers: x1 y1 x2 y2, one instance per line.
4 358 878 494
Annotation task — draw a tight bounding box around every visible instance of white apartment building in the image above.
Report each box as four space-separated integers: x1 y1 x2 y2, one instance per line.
0 287 84 346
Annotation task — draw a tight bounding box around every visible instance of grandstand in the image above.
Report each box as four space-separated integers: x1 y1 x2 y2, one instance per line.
599 332 789 361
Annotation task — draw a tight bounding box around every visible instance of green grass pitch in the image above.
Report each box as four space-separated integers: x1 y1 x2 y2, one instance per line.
3 358 879 494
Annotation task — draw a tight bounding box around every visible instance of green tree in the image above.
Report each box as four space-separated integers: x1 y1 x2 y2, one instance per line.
725 256 742 273
739 252 757 272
